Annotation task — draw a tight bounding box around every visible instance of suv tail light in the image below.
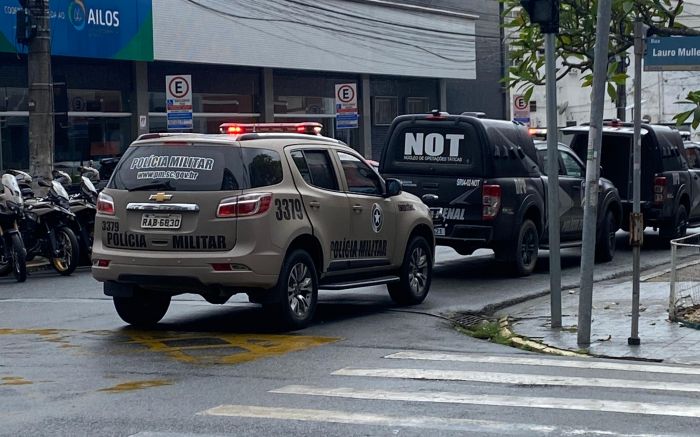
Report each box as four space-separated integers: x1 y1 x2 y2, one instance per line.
217 193 272 218
482 184 502 220
97 192 115 215
653 176 667 204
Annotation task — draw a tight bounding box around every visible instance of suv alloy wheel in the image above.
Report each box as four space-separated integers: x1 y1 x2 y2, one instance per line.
388 235 432 305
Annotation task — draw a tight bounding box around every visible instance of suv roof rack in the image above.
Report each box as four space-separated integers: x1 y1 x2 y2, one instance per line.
135 132 208 141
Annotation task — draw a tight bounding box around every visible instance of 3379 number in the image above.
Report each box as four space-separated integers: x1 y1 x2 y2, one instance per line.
275 198 304 220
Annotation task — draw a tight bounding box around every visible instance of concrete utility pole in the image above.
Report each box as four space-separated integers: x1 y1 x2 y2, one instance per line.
577 0 612 346
26 0 54 181
628 20 645 346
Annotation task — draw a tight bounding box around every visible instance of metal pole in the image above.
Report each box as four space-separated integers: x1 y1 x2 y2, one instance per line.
669 241 677 321
545 32 561 328
629 20 644 346
27 0 54 181
577 0 613 346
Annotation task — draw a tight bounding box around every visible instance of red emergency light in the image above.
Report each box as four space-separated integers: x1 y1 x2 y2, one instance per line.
220 122 323 135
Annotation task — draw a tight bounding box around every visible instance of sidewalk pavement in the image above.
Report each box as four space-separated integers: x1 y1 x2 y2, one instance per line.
498 261 700 365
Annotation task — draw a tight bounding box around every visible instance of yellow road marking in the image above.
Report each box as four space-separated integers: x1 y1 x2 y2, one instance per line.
127 332 338 365
99 380 172 393
2 376 32 386
0 328 339 366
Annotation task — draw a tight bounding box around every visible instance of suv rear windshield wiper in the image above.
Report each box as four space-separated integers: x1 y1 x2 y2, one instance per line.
127 180 176 192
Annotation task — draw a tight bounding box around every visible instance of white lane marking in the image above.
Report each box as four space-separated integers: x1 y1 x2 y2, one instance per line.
271 385 700 418
386 351 700 376
332 367 700 393
199 404 673 436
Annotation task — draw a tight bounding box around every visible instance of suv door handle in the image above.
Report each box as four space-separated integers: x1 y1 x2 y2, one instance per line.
309 201 321 209
352 204 363 212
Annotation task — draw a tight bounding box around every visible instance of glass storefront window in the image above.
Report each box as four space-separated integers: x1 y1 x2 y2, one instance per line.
55 116 131 164
0 117 29 171
0 88 28 112
149 92 257 114
149 115 259 134
66 89 125 113
274 96 335 115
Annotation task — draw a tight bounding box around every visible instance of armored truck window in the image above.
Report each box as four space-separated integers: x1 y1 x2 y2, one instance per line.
561 151 583 177
291 150 339 191
384 121 482 176
337 152 383 196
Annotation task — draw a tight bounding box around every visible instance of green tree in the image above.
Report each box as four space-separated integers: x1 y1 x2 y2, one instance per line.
504 0 700 123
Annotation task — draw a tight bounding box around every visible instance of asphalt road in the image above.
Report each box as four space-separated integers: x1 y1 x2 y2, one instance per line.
2 231 699 436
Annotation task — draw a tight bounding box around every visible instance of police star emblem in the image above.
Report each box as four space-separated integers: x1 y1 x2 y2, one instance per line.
371 203 383 233
149 192 173 202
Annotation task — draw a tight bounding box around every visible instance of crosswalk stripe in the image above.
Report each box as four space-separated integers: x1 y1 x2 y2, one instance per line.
199 404 675 436
385 351 700 375
271 385 700 418
332 367 700 393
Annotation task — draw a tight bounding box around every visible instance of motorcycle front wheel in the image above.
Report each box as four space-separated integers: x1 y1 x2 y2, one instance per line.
10 233 27 283
0 237 11 277
51 226 79 276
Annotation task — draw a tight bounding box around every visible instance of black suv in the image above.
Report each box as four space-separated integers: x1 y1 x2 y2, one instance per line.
380 112 621 276
533 140 621 262
564 121 696 239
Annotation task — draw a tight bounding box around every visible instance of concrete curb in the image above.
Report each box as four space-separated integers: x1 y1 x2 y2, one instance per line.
498 316 588 358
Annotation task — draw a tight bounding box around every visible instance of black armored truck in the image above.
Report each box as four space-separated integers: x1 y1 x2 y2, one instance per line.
564 121 698 240
380 112 621 276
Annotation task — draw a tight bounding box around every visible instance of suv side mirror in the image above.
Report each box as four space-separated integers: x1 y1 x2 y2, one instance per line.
385 178 402 197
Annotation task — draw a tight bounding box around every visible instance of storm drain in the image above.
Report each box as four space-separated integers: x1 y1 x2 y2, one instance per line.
450 312 490 329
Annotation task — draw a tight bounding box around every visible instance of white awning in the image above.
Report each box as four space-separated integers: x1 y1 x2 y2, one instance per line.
153 0 477 79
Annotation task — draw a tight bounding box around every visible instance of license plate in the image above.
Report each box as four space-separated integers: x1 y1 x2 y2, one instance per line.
434 227 446 236
141 213 182 229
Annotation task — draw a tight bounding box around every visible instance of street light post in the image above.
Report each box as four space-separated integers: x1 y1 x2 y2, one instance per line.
520 0 561 328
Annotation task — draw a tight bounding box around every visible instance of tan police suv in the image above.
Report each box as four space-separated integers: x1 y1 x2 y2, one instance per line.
92 123 434 329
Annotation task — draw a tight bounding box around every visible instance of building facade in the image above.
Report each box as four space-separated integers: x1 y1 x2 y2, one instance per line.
0 0 506 172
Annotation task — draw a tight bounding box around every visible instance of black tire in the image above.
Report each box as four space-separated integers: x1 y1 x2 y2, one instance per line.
595 210 617 263
510 219 539 276
264 250 318 330
113 293 171 327
388 236 432 305
660 205 688 241
10 233 27 283
0 238 10 277
51 226 80 276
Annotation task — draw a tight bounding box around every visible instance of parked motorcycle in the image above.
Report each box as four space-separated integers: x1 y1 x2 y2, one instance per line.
9 170 80 276
67 167 98 263
0 173 27 282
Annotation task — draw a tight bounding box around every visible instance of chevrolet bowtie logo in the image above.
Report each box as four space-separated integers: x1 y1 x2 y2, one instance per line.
149 192 173 202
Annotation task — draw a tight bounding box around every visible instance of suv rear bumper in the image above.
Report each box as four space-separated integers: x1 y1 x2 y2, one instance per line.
91 240 281 291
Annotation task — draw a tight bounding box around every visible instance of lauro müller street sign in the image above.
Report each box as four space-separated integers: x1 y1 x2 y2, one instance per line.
335 83 358 129
166 75 193 130
644 36 700 71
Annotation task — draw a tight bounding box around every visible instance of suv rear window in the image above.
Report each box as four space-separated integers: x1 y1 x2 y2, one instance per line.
109 143 282 191
383 121 483 176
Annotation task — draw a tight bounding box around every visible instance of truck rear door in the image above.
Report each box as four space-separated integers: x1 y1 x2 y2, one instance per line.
380 119 485 239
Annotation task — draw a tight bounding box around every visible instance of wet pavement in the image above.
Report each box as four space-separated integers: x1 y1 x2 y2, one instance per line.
500 259 700 365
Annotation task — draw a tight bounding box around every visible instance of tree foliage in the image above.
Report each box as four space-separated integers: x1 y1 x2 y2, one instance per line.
504 0 699 112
